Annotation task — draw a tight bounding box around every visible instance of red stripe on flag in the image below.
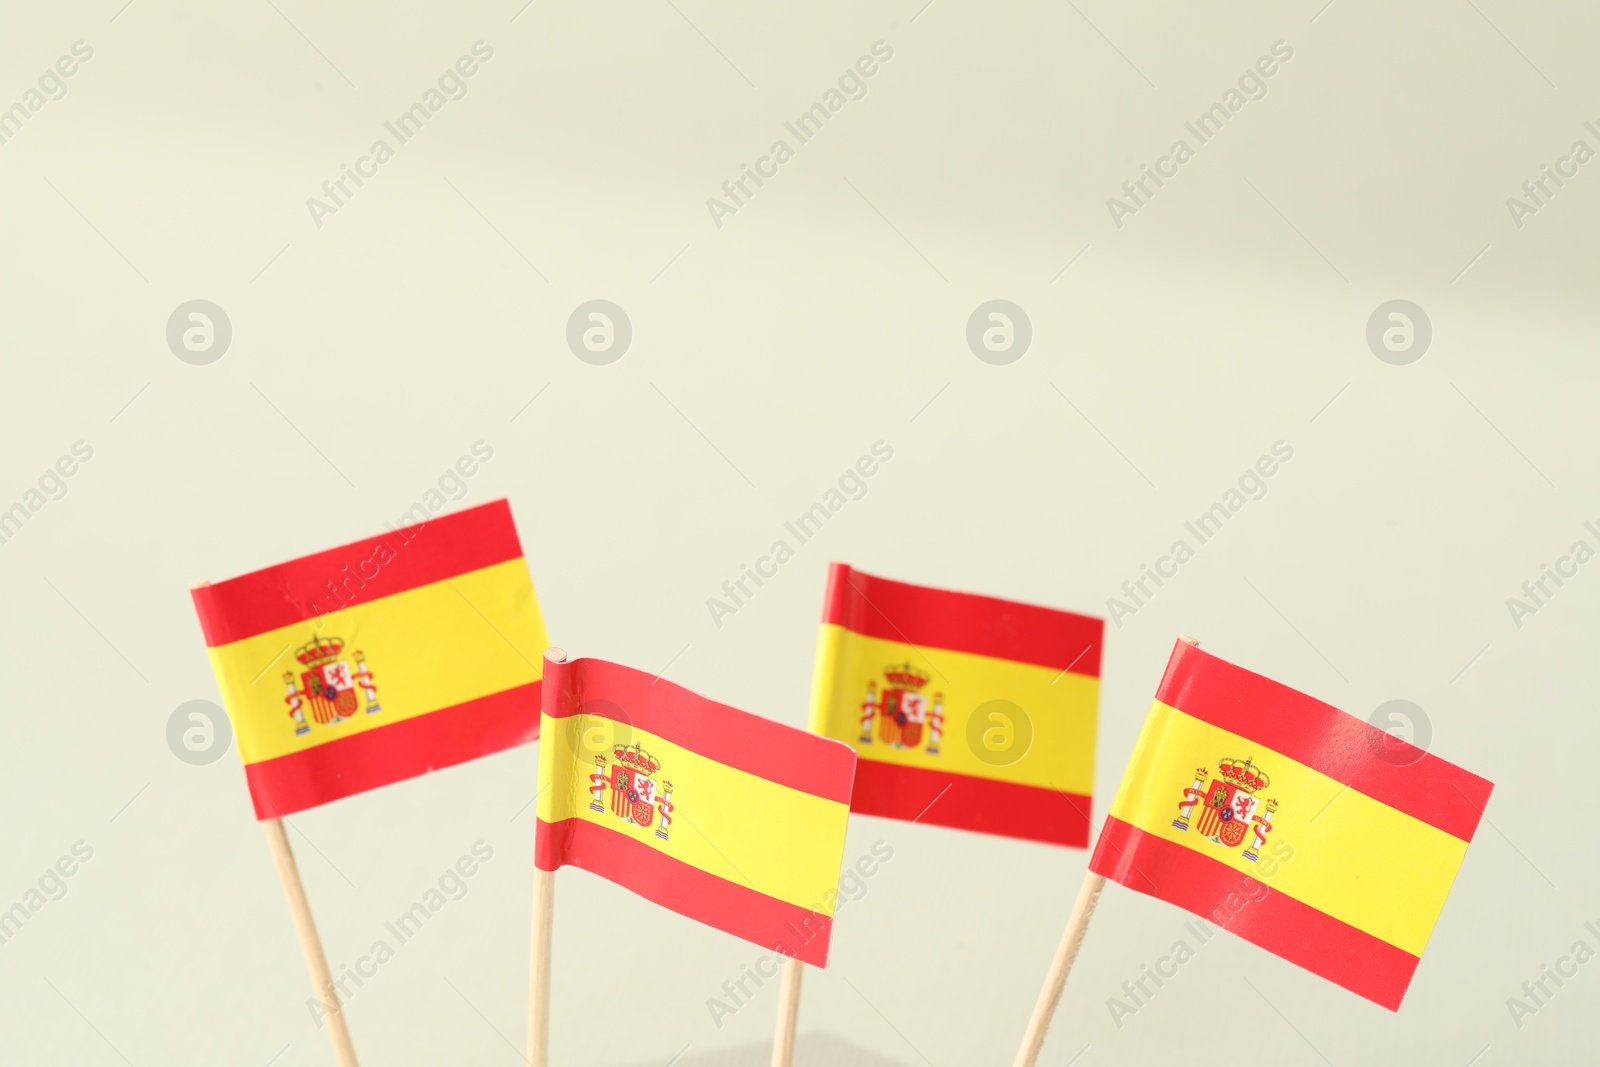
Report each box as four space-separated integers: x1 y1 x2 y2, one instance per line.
849 759 1091 848
1091 815 1420 1010
535 817 836 967
821 563 1103 676
541 656 856 805
192 499 526 647
1156 641 1493 842
242 683 539 818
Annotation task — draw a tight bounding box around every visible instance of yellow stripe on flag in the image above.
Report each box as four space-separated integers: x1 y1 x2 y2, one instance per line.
538 711 851 915
808 623 1098 796
208 559 546 764
1108 701 1470 956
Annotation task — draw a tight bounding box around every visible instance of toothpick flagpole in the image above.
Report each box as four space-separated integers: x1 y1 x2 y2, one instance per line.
527 866 556 1067
192 581 359 1067
263 817 361 1067
770 957 804 1067
1010 868 1105 1067
527 646 565 1067
1011 635 1200 1067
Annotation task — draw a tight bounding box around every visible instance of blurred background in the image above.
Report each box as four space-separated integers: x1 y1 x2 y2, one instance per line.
1 1 1596 1063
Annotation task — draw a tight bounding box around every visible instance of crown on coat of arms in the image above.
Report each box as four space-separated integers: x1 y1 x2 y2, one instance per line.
296 637 345 668
614 743 660 775
883 662 929 689
1220 758 1269 793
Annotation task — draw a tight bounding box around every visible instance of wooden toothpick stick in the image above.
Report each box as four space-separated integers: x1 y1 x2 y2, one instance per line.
263 817 360 1067
527 867 556 1067
770 956 804 1067
1012 634 1200 1067
527 646 564 1067
1011 869 1106 1067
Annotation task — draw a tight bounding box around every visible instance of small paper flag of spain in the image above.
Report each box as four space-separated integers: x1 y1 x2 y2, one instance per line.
535 652 856 966
1091 639 1494 1010
808 563 1103 847
192 499 549 818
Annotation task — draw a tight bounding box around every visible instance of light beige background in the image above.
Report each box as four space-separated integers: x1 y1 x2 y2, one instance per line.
0 1 1594 1064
